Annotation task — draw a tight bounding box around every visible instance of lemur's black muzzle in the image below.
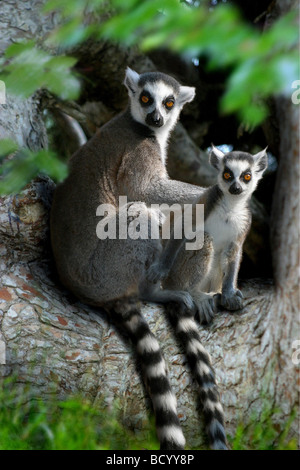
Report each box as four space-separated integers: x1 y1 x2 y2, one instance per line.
146 110 164 128
229 182 243 195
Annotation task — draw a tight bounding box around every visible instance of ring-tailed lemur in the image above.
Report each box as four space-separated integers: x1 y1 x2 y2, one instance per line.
156 145 268 323
50 68 227 450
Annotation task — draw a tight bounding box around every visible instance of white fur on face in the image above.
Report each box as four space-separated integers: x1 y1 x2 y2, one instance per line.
144 82 176 115
129 80 181 164
218 159 259 196
130 81 179 125
226 160 250 178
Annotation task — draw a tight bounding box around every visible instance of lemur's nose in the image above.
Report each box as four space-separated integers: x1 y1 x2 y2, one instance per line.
146 110 163 128
229 182 243 195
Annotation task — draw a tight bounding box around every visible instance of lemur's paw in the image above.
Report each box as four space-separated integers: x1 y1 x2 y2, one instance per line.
220 290 243 311
146 263 168 284
194 295 217 324
176 291 195 311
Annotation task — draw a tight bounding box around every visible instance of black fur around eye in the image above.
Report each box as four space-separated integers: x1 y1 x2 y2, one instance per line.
241 170 252 183
223 170 233 181
165 100 174 110
164 96 175 111
140 91 153 106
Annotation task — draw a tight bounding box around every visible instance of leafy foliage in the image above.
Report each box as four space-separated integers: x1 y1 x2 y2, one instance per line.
2 41 80 101
0 376 296 450
1 0 298 122
230 402 297 450
0 376 159 450
0 0 299 194
0 140 67 196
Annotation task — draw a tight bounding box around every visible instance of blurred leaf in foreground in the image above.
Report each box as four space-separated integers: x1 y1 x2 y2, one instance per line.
2 42 80 100
0 141 68 196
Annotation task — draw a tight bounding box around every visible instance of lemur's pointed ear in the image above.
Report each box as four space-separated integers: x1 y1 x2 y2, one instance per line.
124 67 140 95
253 147 268 175
178 86 196 107
209 144 225 170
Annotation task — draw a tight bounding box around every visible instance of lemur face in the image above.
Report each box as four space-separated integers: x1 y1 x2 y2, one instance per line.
210 145 268 197
138 80 178 129
124 68 195 132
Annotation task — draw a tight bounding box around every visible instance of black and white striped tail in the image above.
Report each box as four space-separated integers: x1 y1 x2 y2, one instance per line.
110 298 185 450
167 302 228 450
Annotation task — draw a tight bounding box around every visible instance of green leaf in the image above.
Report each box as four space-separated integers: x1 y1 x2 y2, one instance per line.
2 0 299 129
33 150 68 182
0 151 38 195
240 102 269 127
4 40 36 59
0 139 19 159
0 143 68 195
3 43 81 100
46 18 91 49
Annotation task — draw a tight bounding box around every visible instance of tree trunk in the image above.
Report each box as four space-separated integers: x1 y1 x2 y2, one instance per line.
0 0 299 449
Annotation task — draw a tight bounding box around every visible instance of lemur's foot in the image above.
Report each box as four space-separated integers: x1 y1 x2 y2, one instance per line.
219 289 243 311
194 293 217 324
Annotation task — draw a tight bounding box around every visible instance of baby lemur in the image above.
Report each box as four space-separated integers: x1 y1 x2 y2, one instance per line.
50 67 266 450
157 144 268 324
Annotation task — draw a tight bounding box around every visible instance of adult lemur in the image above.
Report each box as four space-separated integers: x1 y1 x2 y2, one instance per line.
50 67 267 450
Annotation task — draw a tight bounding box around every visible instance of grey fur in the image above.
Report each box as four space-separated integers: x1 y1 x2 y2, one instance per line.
50 69 227 449
139 71 181 94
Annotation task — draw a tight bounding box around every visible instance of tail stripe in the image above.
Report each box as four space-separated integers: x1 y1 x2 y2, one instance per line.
147 361 168 378
139 349 164 367
155 408 184 427
111 302 185 450
111 298 227 450
132 323 154 344
147 375 173 395
151 391 177 411
158 425 186 450
137 334 161 353
167 304 227 450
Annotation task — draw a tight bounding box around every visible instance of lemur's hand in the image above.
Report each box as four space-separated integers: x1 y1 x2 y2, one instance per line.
220 289 243 311
146 262 169 284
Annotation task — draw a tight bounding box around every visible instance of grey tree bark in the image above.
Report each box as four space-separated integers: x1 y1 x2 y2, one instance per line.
0 0 299 449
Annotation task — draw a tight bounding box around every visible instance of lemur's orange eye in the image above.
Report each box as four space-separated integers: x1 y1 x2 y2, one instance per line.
141 95 149 104
223 172 231 180
244 173 251 181
166 100 174 109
